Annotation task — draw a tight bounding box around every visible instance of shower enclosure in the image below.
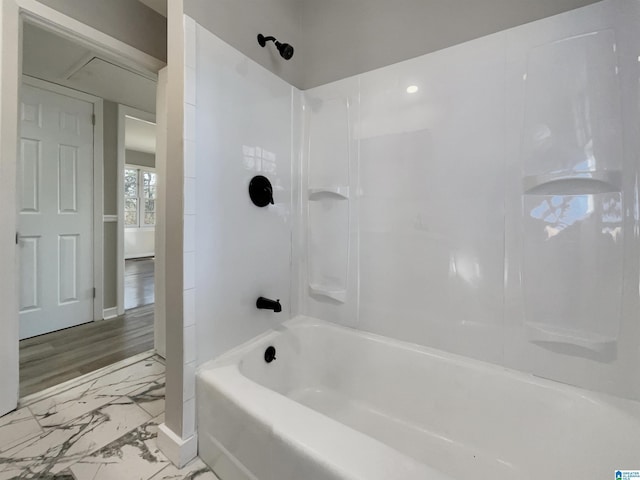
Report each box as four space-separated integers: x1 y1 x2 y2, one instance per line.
184 0 640 478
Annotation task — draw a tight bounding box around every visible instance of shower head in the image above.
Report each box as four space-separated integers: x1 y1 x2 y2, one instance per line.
257 33 295 60
278 42 294 60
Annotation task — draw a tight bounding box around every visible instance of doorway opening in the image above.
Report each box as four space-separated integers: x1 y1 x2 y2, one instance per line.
17 20 160 398
123 114 157 312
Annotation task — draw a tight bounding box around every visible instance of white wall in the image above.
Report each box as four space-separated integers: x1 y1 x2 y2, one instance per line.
0 0 20 416
192 23 298 365
124 229 155 258
154 66 168 359
124 153 157 260
300 0 640 401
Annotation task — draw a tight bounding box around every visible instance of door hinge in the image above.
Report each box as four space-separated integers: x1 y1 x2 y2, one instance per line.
92 114 96 126
93 287 96 299
15 232 18 245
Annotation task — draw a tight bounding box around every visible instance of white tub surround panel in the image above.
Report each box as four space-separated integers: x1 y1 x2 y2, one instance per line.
302 33 507 363
193 25 296 363
359 32 506 364
503 0 640 399
302 78 361 328
299 0 640 400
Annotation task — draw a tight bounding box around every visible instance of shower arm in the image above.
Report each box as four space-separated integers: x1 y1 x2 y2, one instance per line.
257 34 277 47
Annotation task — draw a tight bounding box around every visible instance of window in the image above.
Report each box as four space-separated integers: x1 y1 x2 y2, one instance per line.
124 168 139 226
142 170 157 226
125 167 156 227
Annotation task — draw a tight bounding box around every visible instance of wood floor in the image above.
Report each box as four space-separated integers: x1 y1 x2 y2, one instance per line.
125 257 155 310
19 304 154 397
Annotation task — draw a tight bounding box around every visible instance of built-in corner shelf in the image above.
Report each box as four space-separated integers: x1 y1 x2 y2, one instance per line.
525 321 616 353
308 186 350 200
309 284 347 303
522 170 621 195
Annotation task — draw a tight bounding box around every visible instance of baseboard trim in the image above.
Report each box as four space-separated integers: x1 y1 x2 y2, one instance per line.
125 253 155 260
103 307 119 319
157 423 198 468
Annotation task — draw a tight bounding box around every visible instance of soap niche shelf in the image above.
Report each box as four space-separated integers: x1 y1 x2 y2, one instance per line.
525 322 617 353
521 190 622 354
308 284 347 303
523 171 621 195
308 186 350 200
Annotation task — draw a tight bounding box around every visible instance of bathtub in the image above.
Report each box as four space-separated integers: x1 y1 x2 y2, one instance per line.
197 317 640 480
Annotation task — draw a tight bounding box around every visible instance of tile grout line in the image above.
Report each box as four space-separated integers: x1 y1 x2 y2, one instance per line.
26 403 45 435
0 408 42 456
149 462 171 480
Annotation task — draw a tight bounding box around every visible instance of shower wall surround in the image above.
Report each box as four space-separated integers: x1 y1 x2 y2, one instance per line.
300 0 640 400
192 24 300 364
189 0 640 401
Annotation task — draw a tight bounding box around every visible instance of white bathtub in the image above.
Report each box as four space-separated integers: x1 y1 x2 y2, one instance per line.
197 317 640 480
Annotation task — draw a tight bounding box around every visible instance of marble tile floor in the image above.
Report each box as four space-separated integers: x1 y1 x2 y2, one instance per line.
0 356 219 480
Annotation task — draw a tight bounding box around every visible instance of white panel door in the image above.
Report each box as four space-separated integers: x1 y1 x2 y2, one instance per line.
18 84 94 340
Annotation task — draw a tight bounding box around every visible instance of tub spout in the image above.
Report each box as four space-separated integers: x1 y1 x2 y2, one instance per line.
256 296 282 313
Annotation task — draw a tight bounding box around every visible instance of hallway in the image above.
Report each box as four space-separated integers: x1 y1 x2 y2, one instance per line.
19 305 154 397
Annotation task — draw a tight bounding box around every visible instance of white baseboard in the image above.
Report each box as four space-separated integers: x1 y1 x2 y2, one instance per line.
103 307 119 320
157 423 198 468
125 253 155 260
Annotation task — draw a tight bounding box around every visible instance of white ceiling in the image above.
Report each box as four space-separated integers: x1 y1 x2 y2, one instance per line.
125 116 156 154
138 0 167 17
22 22 157 113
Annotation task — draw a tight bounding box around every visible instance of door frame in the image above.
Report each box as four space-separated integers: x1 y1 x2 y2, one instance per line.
0 0 165 414
21 75 105 323
117 105 156 316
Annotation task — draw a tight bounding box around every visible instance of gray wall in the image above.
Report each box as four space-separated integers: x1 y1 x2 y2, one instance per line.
103 101 118 216
184 0 303 87
126 149 156 168
185 0 601 89
299 0 602 88
36 0 167 62
103 101 118 309
103 222 118 309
